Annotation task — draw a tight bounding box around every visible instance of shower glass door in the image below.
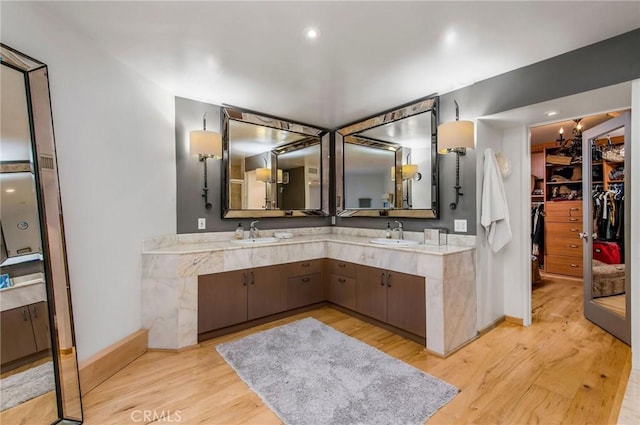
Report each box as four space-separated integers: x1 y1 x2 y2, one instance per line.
582 112 630 345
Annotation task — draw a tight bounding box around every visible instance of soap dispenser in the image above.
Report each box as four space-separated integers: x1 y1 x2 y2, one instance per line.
235 223 244 240
385 222 392 239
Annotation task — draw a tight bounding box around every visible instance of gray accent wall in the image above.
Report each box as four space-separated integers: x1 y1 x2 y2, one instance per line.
177 29 640 235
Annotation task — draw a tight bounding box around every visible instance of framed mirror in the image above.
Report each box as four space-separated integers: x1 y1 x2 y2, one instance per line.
0 44 82 424
336 95 439 218
222 106 330 218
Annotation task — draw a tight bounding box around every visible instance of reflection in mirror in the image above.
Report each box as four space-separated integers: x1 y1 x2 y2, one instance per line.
0 44 82 424
336 95 438 218
223 107 329 218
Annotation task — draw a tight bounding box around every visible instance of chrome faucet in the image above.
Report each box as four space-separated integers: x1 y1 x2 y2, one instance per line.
249 221 259 239
392 220 404 240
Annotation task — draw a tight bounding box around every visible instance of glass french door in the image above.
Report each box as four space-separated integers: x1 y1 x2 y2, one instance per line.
582 112 630 344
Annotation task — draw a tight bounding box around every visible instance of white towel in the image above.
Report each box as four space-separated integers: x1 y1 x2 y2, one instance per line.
481 148 512 252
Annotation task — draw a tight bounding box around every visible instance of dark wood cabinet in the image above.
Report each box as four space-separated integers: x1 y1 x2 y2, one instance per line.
286 259 324 310
355 265 426 338
198 270 247 333
1 301 51 365
355 265 387 322
247 265 287 320
327 259 357 310
198 265 288 334
386 270 426 338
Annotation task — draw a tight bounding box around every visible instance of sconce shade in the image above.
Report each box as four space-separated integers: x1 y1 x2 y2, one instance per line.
190 130 222 158
277 169 283 184
256 167 271 182
437 120 474 154
390 166 396 181
402 164 419 180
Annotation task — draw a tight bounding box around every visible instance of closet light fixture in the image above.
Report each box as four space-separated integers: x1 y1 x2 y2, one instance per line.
437 99 474 210
190 113 222 210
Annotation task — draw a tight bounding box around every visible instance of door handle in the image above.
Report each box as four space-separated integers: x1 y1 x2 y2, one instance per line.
31 305 37 318
302 277 311 283
578 232 589 241
569 218 579 222
338 278 346 283
338 263 346 268
569 244 578 248
380 273 385 286
570 207 579 211
21 308 28 321
387 273 391 288
242 273 247 286
250 271 255 285
301 262 310 267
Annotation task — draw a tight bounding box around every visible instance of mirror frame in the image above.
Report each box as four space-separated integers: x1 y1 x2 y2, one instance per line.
335 95 439 218
1 44 83 423
221 106 330 218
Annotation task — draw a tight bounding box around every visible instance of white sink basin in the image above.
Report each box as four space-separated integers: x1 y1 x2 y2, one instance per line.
231 237 280 245
370 238 420 246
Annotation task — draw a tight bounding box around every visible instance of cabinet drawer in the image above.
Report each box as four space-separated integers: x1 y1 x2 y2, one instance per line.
329 274 356 310
545 255 583 277
288 259 323 277
328 260 357 278
545 222 583 239
545 238 583 257
287 273 323 310
545 201 583 221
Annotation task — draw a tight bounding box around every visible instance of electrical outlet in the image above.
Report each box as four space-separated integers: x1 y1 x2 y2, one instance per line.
454 219 467 233
197 218 206 230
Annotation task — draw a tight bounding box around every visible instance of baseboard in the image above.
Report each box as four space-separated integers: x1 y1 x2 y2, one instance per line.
78 329 147 395
477 316 506 336
504 315 524 326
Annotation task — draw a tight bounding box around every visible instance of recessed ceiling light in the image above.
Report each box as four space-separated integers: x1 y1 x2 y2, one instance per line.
546 111 558 117
5 188 15 193
304 27 319 40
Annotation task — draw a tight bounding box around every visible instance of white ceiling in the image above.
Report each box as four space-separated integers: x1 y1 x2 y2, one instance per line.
39 1 640 128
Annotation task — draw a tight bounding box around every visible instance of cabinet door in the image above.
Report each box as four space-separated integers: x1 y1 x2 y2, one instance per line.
355 265 387 322
287 273 322 310
248 265 287 320
386 271 426 338
328 274 356 310
198 270 247 333
1 306 37 364
29 302 51 352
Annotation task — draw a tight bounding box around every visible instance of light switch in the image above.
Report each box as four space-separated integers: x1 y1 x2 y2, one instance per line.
198 218 206 230
454 219 467 233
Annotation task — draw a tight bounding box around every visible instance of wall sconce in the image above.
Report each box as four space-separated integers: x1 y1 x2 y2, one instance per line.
437 100 474 210
190 113 222 210
402 164 419 180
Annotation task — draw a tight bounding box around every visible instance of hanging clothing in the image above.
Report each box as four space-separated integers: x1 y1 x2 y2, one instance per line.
531 204 544 259
481 148 512 252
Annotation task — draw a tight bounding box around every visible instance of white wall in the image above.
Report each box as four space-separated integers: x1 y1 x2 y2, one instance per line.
1 3 176 361
501 126 531 325
474 121 506 329
632 79 640 370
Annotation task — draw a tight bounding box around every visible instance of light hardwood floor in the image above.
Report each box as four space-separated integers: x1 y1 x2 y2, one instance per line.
5 275 632 424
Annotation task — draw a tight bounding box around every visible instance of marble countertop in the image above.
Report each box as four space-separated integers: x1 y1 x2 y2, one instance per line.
0 272 47 312
143 233 474 256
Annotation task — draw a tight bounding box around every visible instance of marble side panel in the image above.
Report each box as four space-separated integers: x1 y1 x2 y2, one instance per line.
178 276 198 348
443 265 477 353
178 251 225 277
223 248 253 271
142 254 179 279
141 235 179 251
447 234 476 247
425 277 445 356
142 277 180 349
416 255 445 280
443 250 476 279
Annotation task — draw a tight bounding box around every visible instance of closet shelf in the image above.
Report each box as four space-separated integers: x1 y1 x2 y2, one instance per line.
546 181 582 185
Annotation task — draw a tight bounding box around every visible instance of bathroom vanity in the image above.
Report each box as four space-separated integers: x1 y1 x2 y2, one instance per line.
142 228 476 357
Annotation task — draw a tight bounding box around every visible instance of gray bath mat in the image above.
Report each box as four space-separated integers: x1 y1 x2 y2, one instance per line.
0 361 55 411
216 317 458 425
